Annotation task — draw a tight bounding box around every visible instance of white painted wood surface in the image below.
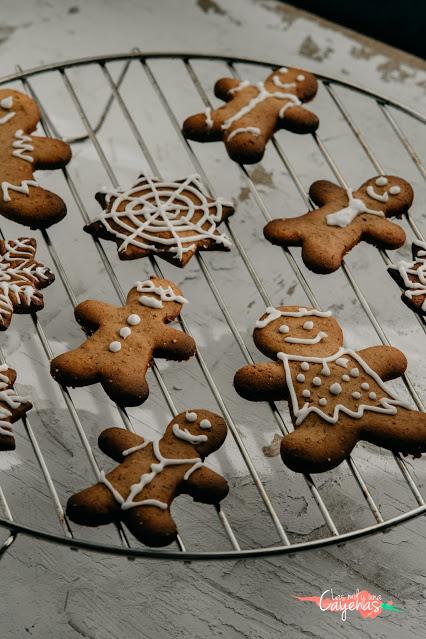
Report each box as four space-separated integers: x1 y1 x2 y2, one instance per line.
0 1 425 637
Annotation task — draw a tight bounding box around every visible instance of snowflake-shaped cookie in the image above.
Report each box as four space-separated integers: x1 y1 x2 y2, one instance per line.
84 174 234 267
0 237 55 330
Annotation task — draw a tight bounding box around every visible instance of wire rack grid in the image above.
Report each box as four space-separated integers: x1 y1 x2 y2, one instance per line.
0 52 424 560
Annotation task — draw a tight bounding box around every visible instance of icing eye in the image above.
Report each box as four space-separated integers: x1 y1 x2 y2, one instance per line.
296 74 305 82
185 411 197 422
303 320 314 330
375 176 388 186
200 419 211 430
389 185 401 195
0 96 13 110
279 324 289 334
279 67 288 73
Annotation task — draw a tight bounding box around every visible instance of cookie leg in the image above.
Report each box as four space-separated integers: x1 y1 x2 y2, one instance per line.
125 506 178 547
67 484 120 526
281 423 359 473
225 130 266 165
0 187 67 229
101 370 150 407
362 407 426 456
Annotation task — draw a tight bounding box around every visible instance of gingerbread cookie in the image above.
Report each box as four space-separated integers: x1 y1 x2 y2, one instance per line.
182 67 319 164
234 305 426 473
50 277 196 406
67 410 228 547
388 241 426 315
0 89 71 229
0 364 32 451
0 237 55 330
84 173 234 267
264 175 413 274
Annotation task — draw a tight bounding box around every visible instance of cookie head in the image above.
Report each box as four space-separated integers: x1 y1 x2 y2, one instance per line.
253 306 343 359
126 276 188 321
0 88 40 132
165 409 227 457
266 67 317 101
357 175 413 218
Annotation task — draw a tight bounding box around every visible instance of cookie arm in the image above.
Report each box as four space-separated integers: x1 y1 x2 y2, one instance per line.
74 300 119 333
309 180 346 207
357 346 407 381
153 327 196 361
263 216 303 246
362 217 406 250
98 427 146 462
214 77 241 102
234 361 288 401
31 136 72 170
278 105 319 134
182 466 229 504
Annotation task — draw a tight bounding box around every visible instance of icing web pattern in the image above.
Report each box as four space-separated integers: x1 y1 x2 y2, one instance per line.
94 174 232 262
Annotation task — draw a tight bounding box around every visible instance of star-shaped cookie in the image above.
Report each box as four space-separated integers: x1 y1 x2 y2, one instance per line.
0 237 55 330
84 174 234 267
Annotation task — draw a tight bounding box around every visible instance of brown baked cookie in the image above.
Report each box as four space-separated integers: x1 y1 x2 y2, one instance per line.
182 66 319 164
264 175 413 274
50 277 196 406
67 409 228 547
234 305 426 473
0 88 71 229
388 241 426 315
0 364 32 451
84 173 234 267
0 237 55 330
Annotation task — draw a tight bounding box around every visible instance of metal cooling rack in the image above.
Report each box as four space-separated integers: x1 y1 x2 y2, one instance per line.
0 52 424 560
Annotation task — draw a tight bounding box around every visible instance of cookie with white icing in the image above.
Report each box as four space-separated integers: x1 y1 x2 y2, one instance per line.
388 241 426 315
0 237 55 330
50 277 196 406
67 410 228 547
182 67 319 165
0 89 71 228
264 175 413 274
234 305 426 473
84 174 234 267
0 364 32 451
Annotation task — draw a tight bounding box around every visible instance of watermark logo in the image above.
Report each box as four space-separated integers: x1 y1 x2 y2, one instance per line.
294 589 401 621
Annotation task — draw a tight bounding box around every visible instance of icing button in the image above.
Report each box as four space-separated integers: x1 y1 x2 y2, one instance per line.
109 341 121 353
369 392 377 400
350 368 359 378
312 376 321 386
302 389 311 399
341 374 350 382
352 391 361 400
301 362 310 371
296 374 305 383
319 398 327 406
127 314 141 326
361 382 370 390
330 382 342 395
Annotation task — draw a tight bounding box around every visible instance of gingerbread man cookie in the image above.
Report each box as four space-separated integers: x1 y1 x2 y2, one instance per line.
0 89 71 229
50 277 196 406
234 305 426 473
264 175 413 274
67 410 228 547
182 67 319 165
388 241 426 315
0 237 55 330
0 364 32 451
84 173 234 267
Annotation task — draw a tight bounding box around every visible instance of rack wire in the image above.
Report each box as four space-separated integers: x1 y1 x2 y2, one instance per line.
0 52 424 560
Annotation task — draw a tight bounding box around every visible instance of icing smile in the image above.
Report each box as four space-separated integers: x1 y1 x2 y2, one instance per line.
284 331 328 345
